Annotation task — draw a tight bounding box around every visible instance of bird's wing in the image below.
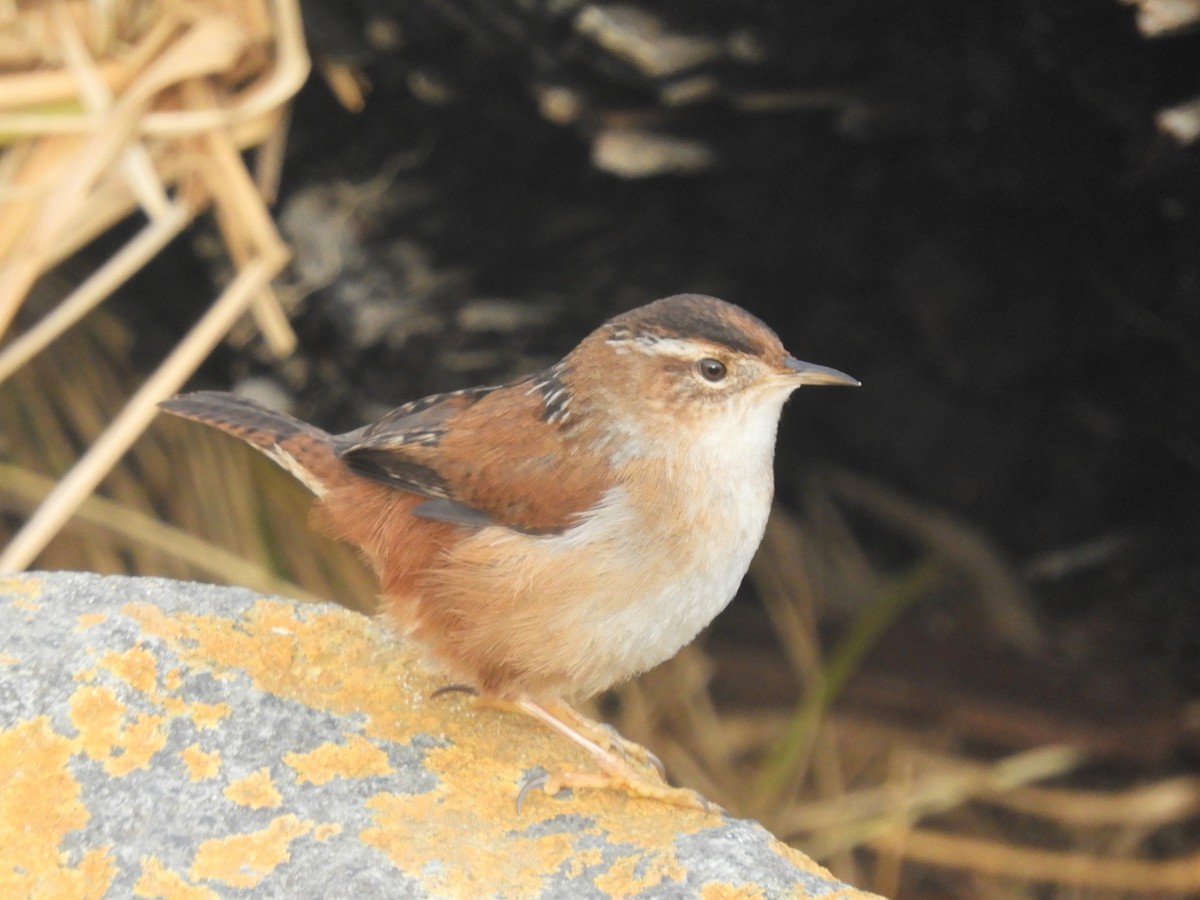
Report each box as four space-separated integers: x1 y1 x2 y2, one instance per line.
335 374 610 534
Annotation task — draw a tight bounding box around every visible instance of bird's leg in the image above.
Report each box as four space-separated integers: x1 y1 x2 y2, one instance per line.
431 687 657 771
513 695 709 812
426 687 691 808
540 699 665 778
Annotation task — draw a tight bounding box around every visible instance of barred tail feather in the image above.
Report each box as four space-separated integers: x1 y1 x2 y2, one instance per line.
159 391 346 496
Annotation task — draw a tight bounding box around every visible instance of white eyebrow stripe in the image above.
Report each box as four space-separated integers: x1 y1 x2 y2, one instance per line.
626 336 714 358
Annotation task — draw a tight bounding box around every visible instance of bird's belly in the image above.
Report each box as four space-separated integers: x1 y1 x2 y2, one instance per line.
429 470 774 700
562 541 754 697
538 474 774 698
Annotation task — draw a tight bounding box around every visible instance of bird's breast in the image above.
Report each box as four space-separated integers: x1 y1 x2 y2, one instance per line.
427 400 782 699
530 423 778 695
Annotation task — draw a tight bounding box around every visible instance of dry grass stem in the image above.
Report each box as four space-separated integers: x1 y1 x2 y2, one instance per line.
0 462 318 602
672 487 1195 896
825 468 1043 653
783 745 1082 857
0 256 279 571
905 748 1200 830
0 305 376 604
0 200 191 383
871 829 1200 892
0 0 310 569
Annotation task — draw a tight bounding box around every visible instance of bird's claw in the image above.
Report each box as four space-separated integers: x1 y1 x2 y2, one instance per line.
430 682 479 699
515 771 556 814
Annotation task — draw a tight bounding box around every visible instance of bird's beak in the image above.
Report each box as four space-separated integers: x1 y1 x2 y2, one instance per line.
783 355 860 387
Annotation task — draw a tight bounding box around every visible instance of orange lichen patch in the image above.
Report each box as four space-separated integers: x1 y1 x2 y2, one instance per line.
120 600 447 744
0 716 116 899
134 856 218 900
188 702 231 730
369 725 715 895
593 848 686 895
121 603 197 644
75 612 108 632
69 685 168 777
70 684 126 761
12 847 119 900
164 668 184 691
100 645 160 695
283 733 392 785
312 823 342 842
77 849 119 900
577 790 713 845
181 744 221 781
122 596 730 885
160 696 188 718
0 574 42 598
0 652 17 665
565 847 603 878
0 717 85 849
12 596 41 612
106 712 169 777
189 814 313 889
767 837 848 886
70 637 237 779
224 768 282 809
700 883 767 900
363 788 579 897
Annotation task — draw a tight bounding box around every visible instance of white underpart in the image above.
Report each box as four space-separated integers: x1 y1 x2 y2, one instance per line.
536 383 794 696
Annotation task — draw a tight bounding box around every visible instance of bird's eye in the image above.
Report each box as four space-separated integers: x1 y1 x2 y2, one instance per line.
697 358 727 382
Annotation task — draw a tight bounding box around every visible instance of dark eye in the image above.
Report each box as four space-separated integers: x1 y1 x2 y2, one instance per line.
697 358 727 382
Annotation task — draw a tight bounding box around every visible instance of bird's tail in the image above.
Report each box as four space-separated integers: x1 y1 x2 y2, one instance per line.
158 391 347 496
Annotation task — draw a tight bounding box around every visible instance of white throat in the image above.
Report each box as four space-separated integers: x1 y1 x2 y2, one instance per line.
554 387 792 695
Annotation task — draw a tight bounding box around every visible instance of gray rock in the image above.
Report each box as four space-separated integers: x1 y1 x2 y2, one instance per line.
0 571 882 899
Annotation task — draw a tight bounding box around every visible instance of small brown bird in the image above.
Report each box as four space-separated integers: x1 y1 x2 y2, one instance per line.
160 294 857 808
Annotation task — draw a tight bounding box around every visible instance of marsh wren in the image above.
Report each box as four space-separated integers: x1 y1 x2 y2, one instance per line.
161 294 858 808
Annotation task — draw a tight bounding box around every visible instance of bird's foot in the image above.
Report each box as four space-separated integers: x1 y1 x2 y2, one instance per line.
433 689 661 774
516 765 713 814
512 695 715 813
542 700 665 778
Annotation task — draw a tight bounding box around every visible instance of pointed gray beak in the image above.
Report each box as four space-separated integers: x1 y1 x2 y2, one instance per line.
783 355 860 387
